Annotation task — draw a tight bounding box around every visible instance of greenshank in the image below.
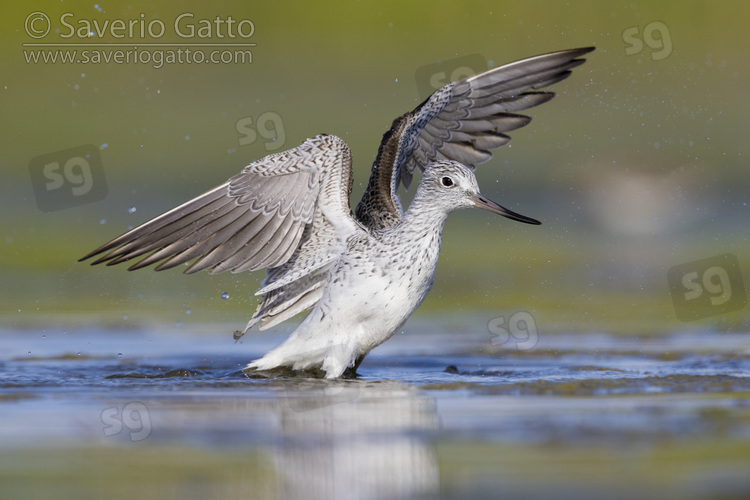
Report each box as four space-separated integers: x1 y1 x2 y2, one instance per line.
81 47 593 378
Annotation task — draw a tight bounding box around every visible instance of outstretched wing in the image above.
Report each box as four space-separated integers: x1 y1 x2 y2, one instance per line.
355 47 594 230
81 134 356 336
81 133 353 275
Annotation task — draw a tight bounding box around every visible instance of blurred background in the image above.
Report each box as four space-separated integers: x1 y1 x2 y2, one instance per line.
2 0 748 336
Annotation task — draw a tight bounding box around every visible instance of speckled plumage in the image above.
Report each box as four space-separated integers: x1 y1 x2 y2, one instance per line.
80 47 593 378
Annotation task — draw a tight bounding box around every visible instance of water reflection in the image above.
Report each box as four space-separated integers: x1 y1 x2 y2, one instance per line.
274 381 440 500
3 328 750 499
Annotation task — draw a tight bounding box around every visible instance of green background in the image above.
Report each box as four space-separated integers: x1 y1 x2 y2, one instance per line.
2 0 748 335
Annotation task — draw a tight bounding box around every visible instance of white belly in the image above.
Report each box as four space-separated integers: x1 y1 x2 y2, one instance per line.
247 241 439 378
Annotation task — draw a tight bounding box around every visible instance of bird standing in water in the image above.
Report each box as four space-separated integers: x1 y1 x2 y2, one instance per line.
81 47 593 378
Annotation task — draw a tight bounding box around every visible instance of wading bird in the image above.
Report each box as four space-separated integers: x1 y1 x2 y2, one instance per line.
81 47 593 378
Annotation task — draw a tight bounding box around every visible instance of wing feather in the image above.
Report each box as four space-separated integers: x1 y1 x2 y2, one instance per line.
355 47 594 230
81 135 354 281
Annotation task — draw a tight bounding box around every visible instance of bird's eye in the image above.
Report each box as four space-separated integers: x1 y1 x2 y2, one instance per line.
441 176 454 187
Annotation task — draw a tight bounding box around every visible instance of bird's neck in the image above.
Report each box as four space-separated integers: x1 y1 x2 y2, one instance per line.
393 190 451 243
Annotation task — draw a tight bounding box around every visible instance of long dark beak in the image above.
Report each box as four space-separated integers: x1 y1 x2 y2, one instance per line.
470 194 541 225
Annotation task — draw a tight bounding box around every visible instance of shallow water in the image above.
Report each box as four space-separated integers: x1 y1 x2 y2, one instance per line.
2 323 750 499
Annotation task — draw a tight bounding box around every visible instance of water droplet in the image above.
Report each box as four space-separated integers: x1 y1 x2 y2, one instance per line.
99 219 107 225
117 353 123 358
186 309 191 315
128 207 136 214
221 292 229 300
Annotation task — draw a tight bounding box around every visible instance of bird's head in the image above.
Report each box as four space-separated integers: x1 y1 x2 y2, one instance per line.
420 161 540 225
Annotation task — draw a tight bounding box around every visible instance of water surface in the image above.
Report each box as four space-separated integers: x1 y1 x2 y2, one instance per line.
2 323 750 499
